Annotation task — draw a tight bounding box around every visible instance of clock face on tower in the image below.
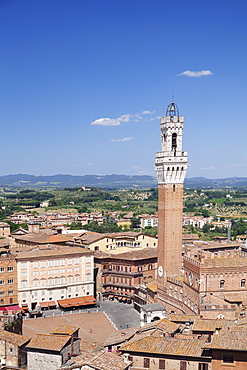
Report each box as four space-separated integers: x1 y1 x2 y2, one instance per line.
158 265 163 277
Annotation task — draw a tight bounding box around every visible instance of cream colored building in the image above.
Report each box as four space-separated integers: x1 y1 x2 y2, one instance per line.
16 245 94 310
0 222 10 238
76 232 157 254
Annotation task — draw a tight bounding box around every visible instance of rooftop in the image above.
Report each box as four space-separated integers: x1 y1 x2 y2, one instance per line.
26 333 72 352
120 336 207 358
0 329 29 347
205 330 247 351
51 325 79 335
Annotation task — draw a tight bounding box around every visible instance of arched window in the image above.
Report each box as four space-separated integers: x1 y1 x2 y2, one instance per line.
172 133 177 149
220 280 225 289
241 279 246 288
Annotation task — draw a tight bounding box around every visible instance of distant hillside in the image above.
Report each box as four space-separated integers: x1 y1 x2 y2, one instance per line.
184 177 247 188
0 174 247 189
0 174 156 189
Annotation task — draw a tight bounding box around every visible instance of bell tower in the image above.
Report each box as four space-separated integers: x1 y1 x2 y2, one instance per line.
155 102 188 300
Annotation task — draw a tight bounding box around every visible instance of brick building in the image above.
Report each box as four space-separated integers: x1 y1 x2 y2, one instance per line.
94 248 157 304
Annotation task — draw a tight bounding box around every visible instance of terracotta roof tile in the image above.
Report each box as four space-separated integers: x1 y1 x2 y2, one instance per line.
26 334 71 352
120 336 206 357
51 325 79 335
0 329 30 347
205 330 247 351
192 319 234 332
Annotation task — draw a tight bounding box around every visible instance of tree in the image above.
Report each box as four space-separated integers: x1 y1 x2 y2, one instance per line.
131 217 141 229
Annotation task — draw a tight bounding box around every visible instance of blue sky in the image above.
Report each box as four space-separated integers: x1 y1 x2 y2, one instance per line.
0 0 247 179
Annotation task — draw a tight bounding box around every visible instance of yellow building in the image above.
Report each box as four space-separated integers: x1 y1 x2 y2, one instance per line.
76 231 157 254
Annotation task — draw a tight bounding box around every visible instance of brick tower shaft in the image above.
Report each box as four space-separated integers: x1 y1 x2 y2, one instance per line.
155 102 188 296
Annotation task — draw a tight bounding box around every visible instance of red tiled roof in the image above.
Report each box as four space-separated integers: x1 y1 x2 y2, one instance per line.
57 296 96 308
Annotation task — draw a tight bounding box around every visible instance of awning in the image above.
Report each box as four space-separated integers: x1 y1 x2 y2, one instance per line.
39 301 57 308
57 295 96 309
0 305 21 312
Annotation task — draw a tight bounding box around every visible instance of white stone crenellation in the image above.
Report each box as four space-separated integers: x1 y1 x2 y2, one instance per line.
155 112 188 185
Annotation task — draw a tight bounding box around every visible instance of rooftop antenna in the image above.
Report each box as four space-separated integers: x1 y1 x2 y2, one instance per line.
162 107 164 117
172 92 174 102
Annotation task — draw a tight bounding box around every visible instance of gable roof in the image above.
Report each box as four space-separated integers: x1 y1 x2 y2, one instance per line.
26 334 71 352
205 330 247 351
51 325 79 335
60 350 131 370
120 336 207 358
0 329 30 347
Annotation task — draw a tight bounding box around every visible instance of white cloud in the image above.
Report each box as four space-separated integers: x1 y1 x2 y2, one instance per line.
87 162 98 166
200 166 215 170
110 137 133 142
90 110 156 126
178 70 213 77
90 117 121 126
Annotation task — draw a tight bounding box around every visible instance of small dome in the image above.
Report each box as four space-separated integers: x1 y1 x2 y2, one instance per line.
166 102 179 118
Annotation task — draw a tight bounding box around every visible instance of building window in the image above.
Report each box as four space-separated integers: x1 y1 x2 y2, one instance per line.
7 266 13 272
0 268 4 272
86 274 91 282
54 277 59 285
144 358 150 368
41 279 46 286
48 278 53 286
220 280 225 289
33 280 38 287
48 261 53 267
86 266 90 271
8 279 13 284
86 257 91 263
68 268 72 273
22 281 27 288
21 272 27 277
159 359 165 369
21 263 27 270
68 259 72 265
138 266 142 272
40 261 45 268
75 275 80 282
198 364 208 370
54 260 59 266
60 277 65 284
223 355 234 364
60 268 65 273
241 279 246 288
148 264 152 270
0 291 4 296
60 259 65 266
75 267 79 272
33 262 38 268
68 276 72 283
33 271 38 276
75 258 79 264
180 361 187 370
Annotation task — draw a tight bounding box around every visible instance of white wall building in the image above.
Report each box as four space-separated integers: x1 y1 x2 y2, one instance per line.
16 245 94 310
